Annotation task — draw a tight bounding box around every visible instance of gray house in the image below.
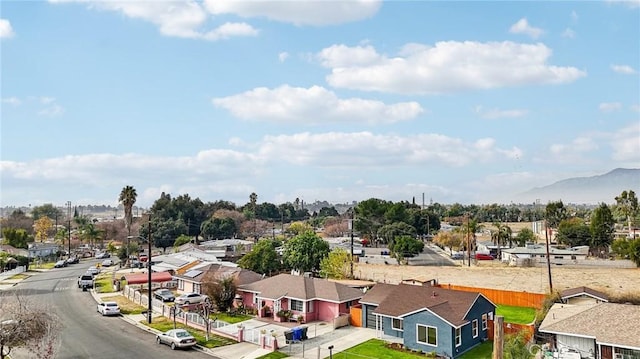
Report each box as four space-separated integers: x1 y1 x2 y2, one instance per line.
361 283 495 358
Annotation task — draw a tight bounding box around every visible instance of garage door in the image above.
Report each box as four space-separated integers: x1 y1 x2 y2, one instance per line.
365 305 381 330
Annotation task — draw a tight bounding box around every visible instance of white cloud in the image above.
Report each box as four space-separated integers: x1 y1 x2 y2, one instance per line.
278 52 289 62
611 64 638 75
0 19 14 38
319 41 586 95
631 104 640 112
213 85 424 125
49 1 258 41
599 102 622 112
606 0 640 8
40 96 56 104
570 10 579 23
1 97 21 106
204 0 382 26
562 28 576 39
509 18 544 39
610 122 640 162
38 104 64 117
475 106 528 119
257 132 519 168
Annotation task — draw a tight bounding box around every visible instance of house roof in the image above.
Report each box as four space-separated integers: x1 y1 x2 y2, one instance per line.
359 283 397 305
174 263 262 286
237 273 364 303
560 286 609 302
539 303 640 349
502 245 582 255
370 283 489 327
124 271 173 285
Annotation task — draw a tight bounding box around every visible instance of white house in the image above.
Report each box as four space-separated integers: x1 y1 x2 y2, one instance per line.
500 244 587 266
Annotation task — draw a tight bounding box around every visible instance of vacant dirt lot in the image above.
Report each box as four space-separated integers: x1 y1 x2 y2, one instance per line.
354 261 640 296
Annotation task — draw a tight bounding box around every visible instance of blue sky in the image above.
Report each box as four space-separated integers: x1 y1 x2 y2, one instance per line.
1 0 639 208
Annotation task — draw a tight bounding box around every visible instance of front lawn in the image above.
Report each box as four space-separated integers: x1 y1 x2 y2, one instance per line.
144 316 237 349
496 305 536 325
214 312 252 324
330 339 437 359
100 295 146 314
9 273 29 280
256 352 288 359
459 341 492 359
94 274 116 293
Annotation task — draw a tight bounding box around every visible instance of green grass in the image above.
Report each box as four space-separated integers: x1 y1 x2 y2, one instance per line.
9 273 29 280
496 305 536 325
329 339 436 359
144 317 237 348
256 352 289 359
459 341 492 359
214 312 252 324
101 295 146 315
94 275 116 293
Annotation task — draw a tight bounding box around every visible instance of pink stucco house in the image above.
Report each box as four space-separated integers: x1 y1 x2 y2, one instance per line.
236 273 364 323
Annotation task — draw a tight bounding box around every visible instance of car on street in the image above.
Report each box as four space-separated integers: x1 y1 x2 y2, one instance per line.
95 252 110 259
78 273 94 289
155 329 197 350
473 253 495 260
86 266 100 276
101 259 113 267
154 288 175 302
66 256 79 264
96 301 120 316
54 260 68 268
174 292 209 306
450 252 464 260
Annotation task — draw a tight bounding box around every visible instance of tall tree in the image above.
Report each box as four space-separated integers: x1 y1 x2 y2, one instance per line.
238 240 281 275
33 217 53 242
282 232 330 273
590 203 615 257
615 190 639 234
556 218 591 247
202 275 236 313
545 201 568 229
1 228 30 249
319 248 351 279
30 204 64 222
118 186 138 237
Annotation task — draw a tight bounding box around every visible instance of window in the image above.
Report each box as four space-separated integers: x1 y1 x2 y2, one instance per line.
178 280 184 290
307 301 314 312
194 283 201 293
455 327 461 347
290 299 303 312
253 295 259 306
417 325 437 346
472 319 478 338
392 318 403 331
554 256 564 259
482 314 488 330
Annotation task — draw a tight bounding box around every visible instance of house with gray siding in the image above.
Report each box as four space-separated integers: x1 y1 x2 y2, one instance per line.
361 283 495 358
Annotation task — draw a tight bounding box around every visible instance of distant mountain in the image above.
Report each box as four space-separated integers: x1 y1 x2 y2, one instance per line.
517 168 640 204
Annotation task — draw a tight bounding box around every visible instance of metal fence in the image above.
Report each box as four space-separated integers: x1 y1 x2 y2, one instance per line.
0 266 26 281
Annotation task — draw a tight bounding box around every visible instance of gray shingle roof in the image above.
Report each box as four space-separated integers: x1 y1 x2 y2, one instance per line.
237 274 364 303
539 303 640 349
370 284 486 327
560 286 609 302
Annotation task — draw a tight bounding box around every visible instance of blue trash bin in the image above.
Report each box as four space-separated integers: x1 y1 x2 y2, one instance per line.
292 327 302 341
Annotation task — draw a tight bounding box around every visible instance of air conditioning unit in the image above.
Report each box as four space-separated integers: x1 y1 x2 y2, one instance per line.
614 354 624 359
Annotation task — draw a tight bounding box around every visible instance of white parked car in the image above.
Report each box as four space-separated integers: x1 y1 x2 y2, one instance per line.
156 329 197 350
174 292 209 306
86 266 100 276
101 259 113 267
96 301 120 316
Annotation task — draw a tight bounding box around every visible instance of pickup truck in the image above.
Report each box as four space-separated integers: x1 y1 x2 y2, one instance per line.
78 273 94 289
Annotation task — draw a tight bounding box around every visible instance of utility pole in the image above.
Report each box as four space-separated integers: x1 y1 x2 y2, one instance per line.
350 209 355 279
147 216 153 324
492 315 504 359
66 201 72 258
466 213 471 267
544 219 553 293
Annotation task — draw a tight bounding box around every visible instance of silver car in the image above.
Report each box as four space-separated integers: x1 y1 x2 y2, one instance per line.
156 329 197 350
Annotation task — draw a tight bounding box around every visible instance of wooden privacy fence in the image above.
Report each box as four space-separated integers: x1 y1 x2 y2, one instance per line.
436 284 546 309
487 320 534 341
349 305 362 327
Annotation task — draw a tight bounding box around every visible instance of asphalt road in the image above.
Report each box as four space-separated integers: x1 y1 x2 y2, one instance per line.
5 260 215 359
405 244 457 266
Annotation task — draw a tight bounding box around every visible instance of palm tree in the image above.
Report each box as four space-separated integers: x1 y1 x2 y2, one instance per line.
119 186 138 236
616 190 638 236
119 186 137 264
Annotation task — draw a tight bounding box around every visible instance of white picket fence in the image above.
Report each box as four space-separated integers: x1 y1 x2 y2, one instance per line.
0 265 26 281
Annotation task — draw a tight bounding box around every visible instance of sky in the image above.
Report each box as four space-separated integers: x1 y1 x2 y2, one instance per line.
1 0 639 209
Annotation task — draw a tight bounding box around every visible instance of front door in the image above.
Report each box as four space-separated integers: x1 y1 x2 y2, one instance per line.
600 345 612 359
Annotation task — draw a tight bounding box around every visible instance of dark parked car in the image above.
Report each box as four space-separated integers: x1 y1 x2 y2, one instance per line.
54 260 68 268
154 289 175 302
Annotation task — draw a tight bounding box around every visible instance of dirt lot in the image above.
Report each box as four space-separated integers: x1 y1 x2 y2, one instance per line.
354 261 640 296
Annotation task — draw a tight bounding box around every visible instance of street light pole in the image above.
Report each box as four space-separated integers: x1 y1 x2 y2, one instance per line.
147 218 152 324
66 201 71 258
